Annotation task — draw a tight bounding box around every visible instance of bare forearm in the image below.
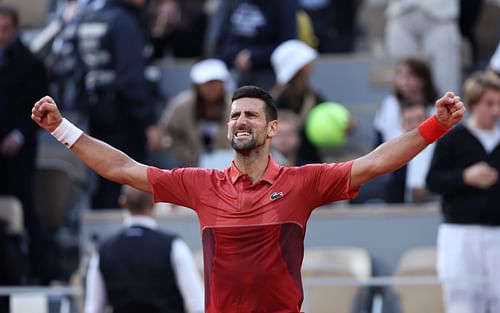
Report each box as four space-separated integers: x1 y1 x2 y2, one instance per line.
31 97 151 191
369 129 428 175
351 129 428 188
71 134 150 191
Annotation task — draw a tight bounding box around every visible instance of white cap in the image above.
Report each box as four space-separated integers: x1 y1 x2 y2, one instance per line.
271 40 318 84
190 59 230 84
490 43 500 74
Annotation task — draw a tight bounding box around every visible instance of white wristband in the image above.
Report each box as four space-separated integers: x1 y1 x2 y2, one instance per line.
50 118 84 148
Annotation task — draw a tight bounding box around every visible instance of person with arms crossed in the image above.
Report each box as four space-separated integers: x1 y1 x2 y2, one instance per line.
84 185 204 313
32 86 464 313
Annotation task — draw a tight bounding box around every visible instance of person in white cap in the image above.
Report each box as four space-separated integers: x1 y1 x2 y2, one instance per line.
148 59 232 167
270 39 354 164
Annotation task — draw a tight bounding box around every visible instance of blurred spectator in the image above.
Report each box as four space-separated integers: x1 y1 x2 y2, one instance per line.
150 0 208 59
374 57 439 146
354 57 438 204
299 0 358 53
271 110 305 166
0 4 52 283
384 97 434 203
84 185 204 313
47 0 92 112
459 0 484 69
149 59 232 167
270 39 354 163
76 0 158 208
208 0 297 90
385 0 461 94
427 72 500 313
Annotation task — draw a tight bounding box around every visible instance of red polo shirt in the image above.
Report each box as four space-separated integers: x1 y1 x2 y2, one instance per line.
147 156 358 313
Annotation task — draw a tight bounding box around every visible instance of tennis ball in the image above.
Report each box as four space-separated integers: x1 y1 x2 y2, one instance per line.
305 102 350 148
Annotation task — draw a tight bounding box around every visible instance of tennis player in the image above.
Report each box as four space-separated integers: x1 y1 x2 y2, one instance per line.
32 86 464 313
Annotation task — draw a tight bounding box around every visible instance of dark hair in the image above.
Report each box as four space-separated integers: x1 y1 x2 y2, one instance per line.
232 85 277 121
395 57 438 105
399 96 427 112
194 83 226 122
121 185 154 214
0 4 18 27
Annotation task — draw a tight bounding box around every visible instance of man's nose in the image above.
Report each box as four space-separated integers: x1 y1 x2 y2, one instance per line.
235 114 248 126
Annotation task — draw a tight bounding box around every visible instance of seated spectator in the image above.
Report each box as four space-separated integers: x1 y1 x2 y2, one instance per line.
271 110 305 166
209 0 298 90
148 59 232 167
385 97 435 203
357 58 438 204
374 57 439 146
270 39 355 163
385 0 461 94
84 185 204 313
151 0 208 59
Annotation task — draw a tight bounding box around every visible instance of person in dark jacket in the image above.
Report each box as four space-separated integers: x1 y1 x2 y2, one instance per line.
427 71 500 313
150 0 208 59
0 4 51 283
211 0 298 90
77 0 158 209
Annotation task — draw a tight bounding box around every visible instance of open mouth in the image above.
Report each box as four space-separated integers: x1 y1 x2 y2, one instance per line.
234 130 252 138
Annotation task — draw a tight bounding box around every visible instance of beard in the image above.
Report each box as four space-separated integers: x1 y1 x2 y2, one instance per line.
231 135 258 152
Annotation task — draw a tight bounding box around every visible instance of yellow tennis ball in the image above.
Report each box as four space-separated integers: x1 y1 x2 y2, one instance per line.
305 102 350 148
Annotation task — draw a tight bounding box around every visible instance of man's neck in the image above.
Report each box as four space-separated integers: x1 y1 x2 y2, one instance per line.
234 147 270 183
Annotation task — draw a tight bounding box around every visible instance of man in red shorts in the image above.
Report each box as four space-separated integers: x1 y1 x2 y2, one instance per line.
32 86 464 312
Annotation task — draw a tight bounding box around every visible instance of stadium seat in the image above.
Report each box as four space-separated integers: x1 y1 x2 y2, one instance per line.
35 159 78 231
302 246 372 313
392 246 444 313
0 195 24 235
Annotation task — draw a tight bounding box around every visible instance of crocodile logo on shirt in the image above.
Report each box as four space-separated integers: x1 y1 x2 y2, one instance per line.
270 192 284 201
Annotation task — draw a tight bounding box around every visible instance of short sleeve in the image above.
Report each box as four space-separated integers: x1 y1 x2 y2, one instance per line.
147 166 209 210
299 161 359 208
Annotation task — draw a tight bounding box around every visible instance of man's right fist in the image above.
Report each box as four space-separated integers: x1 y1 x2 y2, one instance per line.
31 96 63 132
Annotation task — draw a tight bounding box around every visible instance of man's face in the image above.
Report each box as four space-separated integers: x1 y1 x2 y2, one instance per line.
0 14 16 48
227 98 276 153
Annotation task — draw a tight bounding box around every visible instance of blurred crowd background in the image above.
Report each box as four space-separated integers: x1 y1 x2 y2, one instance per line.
0 0 499 312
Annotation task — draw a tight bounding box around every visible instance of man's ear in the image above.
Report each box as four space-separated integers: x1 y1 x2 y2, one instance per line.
267 120 278 138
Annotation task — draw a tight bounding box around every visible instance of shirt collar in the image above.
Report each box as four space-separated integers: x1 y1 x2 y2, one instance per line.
227 155 281 185
123 215 158 230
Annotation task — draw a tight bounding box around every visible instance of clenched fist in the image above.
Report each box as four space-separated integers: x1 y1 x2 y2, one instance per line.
435 92 465 129
31 96 63 132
